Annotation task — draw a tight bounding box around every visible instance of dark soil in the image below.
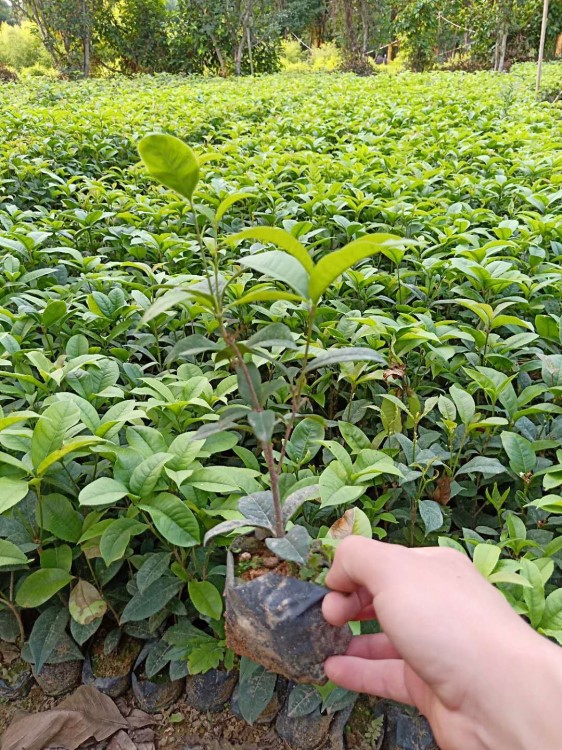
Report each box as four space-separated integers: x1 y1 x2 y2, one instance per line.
232 537 298 581
0 645 27 683
0 683 384 749
91 634 140 678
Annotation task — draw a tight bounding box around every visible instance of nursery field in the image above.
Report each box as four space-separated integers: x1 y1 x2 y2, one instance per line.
1 64 562 748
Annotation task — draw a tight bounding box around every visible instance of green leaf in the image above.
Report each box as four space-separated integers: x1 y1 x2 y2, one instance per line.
36 436 101 476
308 234 403 303
501 432 537 475
248 410 275 442
129 452 172 497
473 544 501 578
31 401 80 470
456 457 506 477
66 334 89 358
305 348 386 372
239 251 309 298
338 422 371 452
99 518 147 565
285 418 324 465
139 493 200 547
266 525 311 564
287 685 322 718
449 385 475 425
188 580 223 620
521 559 545 629
239 491 276 531
282 485 321 524
29 606 69 674
142 288 191 324
238 660 277 725
40 493 83 543
418 500 443 535
41 545 72 572
0 477 29 514
541 589 562 631
79 477 129 506
0 539 29 567
246 322 297 350
69 580 107 625
42 300 67 327
138 133 200 200
216 192 254 223
203 519 254 545
230 227 314 272
16 568 73 608
167 334 220 361
121 577 180 623
137 552 171 594
231 288 304 307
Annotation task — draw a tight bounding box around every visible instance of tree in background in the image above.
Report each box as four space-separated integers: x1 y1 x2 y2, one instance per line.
0 0 14 24
3 0 561 77
395 0 440 71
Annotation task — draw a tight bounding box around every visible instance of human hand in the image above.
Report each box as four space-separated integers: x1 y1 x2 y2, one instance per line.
322 537 562 750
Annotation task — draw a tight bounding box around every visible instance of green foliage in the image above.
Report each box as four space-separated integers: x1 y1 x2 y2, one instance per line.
0 21 52 70
1 67 562 688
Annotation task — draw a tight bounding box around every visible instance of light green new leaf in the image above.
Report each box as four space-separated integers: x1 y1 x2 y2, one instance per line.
216 192 254 223
308 234 403 303
138 133 200 200
239 251 309 298
36 437 102 476
188 580 223 620
0 477 29 514
230 226 314 272
16 568 73 608
129 452 173 497
449 384 475 425
31 401 80 470
79 477 129 506
473 544 501 578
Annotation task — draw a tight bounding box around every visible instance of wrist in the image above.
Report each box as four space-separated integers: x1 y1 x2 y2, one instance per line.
478 629 562 750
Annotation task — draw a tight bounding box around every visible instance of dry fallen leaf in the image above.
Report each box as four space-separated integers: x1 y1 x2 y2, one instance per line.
59 686 129 740
0 709 85 750
0 686 129 750
125 709 155 730
106 731 137 750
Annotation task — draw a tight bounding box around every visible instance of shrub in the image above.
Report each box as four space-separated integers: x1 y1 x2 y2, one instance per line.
0 21 51 71
280 40 341 73
20 63 60 79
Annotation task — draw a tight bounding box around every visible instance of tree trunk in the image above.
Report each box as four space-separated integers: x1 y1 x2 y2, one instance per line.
81 0 91 76
210 33 228 76
342 0 359 59
358 0 369 55
246 25 254 76
235 36 246 75
498 30 508 71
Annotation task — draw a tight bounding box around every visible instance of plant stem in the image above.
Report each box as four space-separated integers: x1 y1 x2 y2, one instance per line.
0 590 25 645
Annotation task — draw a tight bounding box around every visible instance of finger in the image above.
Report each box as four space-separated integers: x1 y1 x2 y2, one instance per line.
324 655 415 706
345 633 401 661
325 537 405 598
354 604 377 621
323 587 374 627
